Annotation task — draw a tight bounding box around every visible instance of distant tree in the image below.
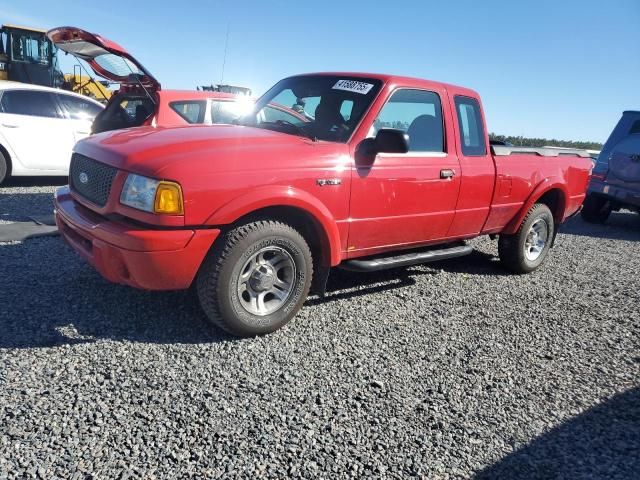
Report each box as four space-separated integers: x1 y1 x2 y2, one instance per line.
489 133 602 151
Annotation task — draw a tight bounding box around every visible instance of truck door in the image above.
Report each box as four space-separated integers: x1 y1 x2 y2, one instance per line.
347 88 461 256
445 95 495 237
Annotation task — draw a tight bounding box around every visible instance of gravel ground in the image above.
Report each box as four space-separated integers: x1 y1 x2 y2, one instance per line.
1 182 638 479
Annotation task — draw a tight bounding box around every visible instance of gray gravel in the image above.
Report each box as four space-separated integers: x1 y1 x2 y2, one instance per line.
1 182 638 479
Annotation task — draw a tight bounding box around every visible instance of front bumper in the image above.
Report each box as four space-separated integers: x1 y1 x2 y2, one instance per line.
54 186 219 290
588 178 640 208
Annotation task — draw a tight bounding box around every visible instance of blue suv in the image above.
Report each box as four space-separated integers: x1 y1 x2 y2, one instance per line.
582 111 640 223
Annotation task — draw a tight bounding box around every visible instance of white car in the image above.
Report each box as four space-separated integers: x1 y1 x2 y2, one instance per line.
0 81 104 184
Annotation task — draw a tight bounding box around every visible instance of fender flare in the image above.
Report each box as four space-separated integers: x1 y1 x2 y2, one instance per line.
502 178 568 235
204 185 343 266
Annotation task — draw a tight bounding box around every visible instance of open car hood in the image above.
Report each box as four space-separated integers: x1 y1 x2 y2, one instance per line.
47 26 160 90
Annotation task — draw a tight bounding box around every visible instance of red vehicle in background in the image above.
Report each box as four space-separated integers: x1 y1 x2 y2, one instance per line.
50 27 593 337
92 89 254 133
48 27 296 132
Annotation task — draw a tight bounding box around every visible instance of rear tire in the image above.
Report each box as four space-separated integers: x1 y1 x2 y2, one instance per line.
499 203 554 274
197 220 313 337
581 194 612 224
0 150 9 186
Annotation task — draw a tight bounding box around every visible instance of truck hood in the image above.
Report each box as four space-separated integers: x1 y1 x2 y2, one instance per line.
74 124 334 177
47 26 159 91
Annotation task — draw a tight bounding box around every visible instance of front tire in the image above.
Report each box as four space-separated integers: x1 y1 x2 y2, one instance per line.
581 194 612 224
197 220 313 336
499 204 554 274
0 150 9 186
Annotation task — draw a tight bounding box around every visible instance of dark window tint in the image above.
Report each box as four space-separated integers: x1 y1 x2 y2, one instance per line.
170 101 206 124
629 120 640 135
0 90 60 118
57 94 102 120
455 96 486 156
374 89 444 152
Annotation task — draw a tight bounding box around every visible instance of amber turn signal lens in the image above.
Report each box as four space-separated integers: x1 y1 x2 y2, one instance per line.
154 181 184 214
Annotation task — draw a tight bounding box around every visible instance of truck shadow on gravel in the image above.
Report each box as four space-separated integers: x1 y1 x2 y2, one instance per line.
561 212 640 242
0 281 233 349
0 238 507 348
475 386 640 479
0 238 234 348
308 250 507 306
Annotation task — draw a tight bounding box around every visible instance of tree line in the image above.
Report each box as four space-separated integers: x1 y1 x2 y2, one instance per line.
489 133 602 151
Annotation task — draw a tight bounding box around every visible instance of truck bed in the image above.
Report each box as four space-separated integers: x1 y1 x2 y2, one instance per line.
491 145 593 158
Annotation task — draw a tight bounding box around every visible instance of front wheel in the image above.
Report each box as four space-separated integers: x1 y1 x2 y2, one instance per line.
197 220 313 336
498 204 555 274
0 150 9 185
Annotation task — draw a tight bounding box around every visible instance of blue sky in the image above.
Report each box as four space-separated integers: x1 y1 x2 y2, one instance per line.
3 0 639 143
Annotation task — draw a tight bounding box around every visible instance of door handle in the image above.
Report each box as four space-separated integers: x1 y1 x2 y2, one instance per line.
1 123 18 128
440 169 455 179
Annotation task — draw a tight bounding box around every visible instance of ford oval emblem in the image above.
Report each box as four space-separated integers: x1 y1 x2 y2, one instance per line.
79 172 89 184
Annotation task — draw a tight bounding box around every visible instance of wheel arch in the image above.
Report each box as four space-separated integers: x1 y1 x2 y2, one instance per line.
503 180 568 235
204 186 343 268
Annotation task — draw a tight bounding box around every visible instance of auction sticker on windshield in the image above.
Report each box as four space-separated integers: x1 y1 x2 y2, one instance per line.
332 80 374 95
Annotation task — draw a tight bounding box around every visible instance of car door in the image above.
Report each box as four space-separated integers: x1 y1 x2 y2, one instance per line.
0 89 75 173
348 88 461 256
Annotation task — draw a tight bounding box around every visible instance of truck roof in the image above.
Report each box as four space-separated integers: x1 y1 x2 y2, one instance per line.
2 24 48 33
293 72 480 99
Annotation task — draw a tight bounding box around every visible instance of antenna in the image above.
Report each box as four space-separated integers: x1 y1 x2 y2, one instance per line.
220 22 230 83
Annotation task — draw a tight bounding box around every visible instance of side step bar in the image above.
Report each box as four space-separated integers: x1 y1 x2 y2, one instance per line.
340 242 473 272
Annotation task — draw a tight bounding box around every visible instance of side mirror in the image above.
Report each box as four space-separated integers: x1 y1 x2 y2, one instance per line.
355 128 409 167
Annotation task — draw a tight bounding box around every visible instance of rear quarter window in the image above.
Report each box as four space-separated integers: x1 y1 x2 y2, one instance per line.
169 101 206 124
454 96 486 156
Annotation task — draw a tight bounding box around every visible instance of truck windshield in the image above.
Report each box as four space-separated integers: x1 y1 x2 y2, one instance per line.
247 75 382 143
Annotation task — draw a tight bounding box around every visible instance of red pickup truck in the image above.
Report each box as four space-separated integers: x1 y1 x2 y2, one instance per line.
54 54 592 336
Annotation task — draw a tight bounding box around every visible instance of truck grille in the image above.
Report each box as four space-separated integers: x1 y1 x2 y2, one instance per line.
69 154 117 207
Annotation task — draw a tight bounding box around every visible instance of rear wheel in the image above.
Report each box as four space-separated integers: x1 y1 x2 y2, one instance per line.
197 220 313 337
499 204 554 274
581 194 612 224
0 150 9 186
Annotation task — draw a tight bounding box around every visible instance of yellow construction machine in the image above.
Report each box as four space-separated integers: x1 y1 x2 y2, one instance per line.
0 24 111 102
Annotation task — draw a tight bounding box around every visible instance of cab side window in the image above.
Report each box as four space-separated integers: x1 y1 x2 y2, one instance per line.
0 90 60 118
455 96 486 156
373 89 444 153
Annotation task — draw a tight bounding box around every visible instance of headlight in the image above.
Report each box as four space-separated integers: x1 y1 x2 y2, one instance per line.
120 174 184 215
